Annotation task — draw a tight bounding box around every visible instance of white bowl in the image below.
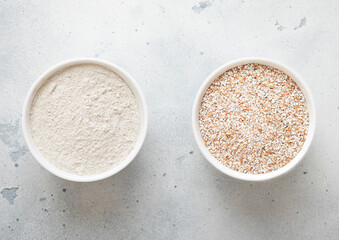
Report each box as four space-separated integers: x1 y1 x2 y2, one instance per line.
22 58 148 182
192 58 315 181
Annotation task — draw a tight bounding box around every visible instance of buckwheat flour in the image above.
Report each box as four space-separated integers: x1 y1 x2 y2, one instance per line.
30 64 140 175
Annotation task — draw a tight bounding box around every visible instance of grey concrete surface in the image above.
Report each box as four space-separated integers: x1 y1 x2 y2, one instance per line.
0 0 338 239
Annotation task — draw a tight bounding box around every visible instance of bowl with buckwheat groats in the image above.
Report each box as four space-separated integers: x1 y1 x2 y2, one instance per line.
192 58 315 181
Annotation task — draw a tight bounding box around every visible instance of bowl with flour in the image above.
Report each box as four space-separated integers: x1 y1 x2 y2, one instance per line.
22 58 148 182
192 58 315 181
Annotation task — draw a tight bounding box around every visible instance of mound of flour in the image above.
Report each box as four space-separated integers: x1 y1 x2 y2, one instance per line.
30 64 140 175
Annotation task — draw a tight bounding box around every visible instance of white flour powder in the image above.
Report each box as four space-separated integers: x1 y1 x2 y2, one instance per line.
30 64 140 175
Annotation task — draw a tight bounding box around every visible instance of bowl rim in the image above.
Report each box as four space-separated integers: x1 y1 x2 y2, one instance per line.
22 58 148 182
192 57 316 181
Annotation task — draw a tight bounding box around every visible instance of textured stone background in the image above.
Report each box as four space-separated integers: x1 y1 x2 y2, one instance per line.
0 0 338 239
